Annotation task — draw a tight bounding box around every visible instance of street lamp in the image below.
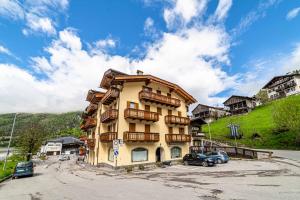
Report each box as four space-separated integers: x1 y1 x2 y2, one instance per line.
3 113 17 171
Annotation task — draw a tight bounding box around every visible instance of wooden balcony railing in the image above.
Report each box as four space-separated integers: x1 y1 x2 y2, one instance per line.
87 139 96 149
123 131 159 142
124 108 159 122
165 115 190 125
86 104 98 114
139 91 181 107
101 109 118 123
100 132 117 142
85 118 97 129
165 134 191 143
79 135 87 141
102 88 119 105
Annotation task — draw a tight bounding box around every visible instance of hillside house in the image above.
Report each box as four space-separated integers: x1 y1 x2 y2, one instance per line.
223 95 256 115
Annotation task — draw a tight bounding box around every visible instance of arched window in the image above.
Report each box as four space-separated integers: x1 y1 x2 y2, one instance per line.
108 148 114 162
171 147 182 158
132 148 148 162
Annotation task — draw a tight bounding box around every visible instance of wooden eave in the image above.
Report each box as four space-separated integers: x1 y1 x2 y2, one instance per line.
113 75 197 105
100 69 128 89
86 90 105 103
223 95 254 106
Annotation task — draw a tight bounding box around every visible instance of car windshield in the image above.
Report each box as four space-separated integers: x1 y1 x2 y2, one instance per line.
16 162 32 168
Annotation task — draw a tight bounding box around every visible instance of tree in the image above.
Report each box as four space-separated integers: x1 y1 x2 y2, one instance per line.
16 121 47 161
255 89 269 104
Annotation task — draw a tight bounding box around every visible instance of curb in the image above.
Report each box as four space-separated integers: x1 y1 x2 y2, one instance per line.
0 174 12 183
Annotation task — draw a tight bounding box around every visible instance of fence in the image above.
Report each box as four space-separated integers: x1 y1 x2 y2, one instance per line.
190 146 273 159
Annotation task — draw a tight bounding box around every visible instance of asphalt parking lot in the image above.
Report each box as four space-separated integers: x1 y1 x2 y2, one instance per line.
0 156 299 200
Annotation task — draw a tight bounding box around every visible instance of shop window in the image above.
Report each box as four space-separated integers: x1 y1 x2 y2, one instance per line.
171 147 182 158
132 148 148 162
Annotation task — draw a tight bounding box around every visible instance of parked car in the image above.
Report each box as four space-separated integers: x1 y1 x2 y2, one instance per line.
183 153 216 167
12 161 34 179
206 151 229 164
59 155 70 161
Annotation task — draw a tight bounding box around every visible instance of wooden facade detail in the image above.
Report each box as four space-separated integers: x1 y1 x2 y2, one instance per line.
86 104 98 114
223 95 255 115
165 115 190 125
100 132 117 142
139 90 181 107
123 131 159 142
124 108 159 122
101 88 119 105
100 109 118 123
87 139 96 149
86 90 105 104
83 117 97 129
165 134 191 143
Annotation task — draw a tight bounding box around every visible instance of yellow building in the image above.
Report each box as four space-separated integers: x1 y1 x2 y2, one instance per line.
81 69 196 168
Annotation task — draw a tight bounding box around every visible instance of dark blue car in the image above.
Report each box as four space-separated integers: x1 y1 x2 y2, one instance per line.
12 161 34 179
183 153 216 167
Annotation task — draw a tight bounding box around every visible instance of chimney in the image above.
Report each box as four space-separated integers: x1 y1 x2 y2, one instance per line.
136 70 144 75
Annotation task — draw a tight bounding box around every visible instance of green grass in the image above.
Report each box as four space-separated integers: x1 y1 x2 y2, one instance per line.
202 95 300 150
0 155 24 179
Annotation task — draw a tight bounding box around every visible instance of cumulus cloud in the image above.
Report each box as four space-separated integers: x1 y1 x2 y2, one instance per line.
164 0 207 29
0 0 69 36
286 7 300 20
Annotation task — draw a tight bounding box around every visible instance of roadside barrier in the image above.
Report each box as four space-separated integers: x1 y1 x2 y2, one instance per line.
190 146 273 159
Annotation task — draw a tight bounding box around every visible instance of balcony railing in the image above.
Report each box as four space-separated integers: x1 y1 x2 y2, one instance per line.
85 118 97 129
101 109 118 123
87 139 95 149
79 135 87 141
165 134 191 143
100 132 117 142
139 91 181 107
102 88 119 105
86 104 98 114
124 108 159 122
123 131 159 142
165 115 190 125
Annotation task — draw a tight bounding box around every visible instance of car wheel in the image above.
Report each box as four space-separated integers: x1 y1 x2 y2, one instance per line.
217 159 222 164
202 161 208 167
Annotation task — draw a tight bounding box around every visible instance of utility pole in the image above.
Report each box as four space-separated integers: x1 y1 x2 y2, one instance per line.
3 113 17 171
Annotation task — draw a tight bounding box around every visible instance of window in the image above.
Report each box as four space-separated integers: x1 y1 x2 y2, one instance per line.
132 148 148 162
127 101 138 109
143 86 152 92
178 111 182 117
129 123 136 132
171 147 182 158
168 110 172 115
108 148 114 161
145 105 150 111
167 93 171 97
156 90 161 94
157 107 162 115
145 125 150 133
179 127 184 134
168 127 173 134
108 125 111 132
130 102 135 108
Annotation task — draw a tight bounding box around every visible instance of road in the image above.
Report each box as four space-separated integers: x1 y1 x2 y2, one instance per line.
0 156 299 200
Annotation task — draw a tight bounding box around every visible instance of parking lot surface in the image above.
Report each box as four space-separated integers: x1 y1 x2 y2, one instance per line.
0 156 299 200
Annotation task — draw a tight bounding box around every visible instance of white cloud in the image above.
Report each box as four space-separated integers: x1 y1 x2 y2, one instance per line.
95 39 116 49
0 0 69 36
164 0 207 29
0 0 24 20
286 7 300 20
214 0 232 21
0 45 12 56
24 14 56 35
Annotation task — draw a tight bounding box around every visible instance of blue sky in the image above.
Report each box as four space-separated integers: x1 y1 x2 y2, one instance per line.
0 0 300 113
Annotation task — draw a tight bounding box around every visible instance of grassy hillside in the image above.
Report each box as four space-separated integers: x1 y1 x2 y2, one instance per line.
202 95 300 150
0 112 83 146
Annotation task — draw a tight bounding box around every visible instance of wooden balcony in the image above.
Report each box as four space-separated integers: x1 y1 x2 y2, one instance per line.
79 135 87 142
100 132 117 142
123 131 159 142
165 134 191 143
124 108 159 122
101 109 118 123
86 104 98 114
84 118 97 129
165 115 190 125
102 88 119 105
87 139 96 149
139 91 181 108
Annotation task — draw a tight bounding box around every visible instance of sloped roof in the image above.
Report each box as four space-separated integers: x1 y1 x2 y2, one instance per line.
48 136 84 145
223 95 254 105
192 103 225 114
262 73 299 89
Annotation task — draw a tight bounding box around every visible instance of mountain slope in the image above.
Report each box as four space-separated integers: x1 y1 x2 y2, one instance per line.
202 95 300 149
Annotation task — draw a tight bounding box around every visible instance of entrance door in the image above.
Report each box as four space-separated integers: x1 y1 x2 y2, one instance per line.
155 148 161 162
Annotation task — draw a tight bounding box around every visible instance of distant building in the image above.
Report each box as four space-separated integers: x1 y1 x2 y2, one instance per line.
192 104 229 123
223 95 256 115
262 73 300 100
41 136 84 155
